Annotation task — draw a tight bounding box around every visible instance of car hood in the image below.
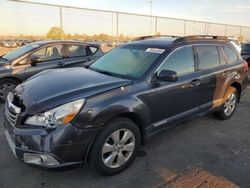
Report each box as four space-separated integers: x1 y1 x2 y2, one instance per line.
16 68 132 114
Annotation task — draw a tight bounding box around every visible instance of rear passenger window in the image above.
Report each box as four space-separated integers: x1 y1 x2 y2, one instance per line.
197 45 220 70
222 46 238 64
157 46 195 76
68 45 86 57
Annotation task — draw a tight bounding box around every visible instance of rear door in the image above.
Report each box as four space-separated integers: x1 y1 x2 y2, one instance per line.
195 44 229 110
25 44 66 78
62 44 97 68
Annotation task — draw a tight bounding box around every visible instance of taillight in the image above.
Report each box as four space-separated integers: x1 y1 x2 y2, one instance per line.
243 61 248 71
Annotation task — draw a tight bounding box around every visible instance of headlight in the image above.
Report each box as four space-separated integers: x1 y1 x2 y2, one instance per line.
25 99 85 127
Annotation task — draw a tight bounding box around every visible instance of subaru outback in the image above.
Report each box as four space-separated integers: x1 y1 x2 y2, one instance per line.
3 35 248 175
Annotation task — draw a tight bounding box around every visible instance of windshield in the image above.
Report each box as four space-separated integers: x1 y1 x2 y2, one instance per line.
242 44 250 51
2 43 40 60
90 46 164 79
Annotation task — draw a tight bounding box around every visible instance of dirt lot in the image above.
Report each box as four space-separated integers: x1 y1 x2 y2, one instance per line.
0 47 14 56
0 89 250 188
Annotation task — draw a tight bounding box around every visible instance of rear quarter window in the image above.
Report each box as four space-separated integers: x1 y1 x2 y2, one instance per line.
197 45 220 70
222 46 239 64
89 46 98 54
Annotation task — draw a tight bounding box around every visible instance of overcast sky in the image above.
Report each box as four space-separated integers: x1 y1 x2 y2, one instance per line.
1 0 250 37
22 0 250 25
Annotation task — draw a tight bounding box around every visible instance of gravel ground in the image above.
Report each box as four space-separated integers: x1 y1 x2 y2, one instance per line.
0 89 250 188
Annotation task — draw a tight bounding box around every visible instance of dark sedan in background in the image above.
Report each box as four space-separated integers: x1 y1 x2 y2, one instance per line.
241 43 250 80
0 40 104 102
241 43 250 65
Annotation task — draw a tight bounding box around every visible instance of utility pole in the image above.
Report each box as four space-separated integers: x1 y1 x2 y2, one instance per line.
59 6 64 40
149 0 153 35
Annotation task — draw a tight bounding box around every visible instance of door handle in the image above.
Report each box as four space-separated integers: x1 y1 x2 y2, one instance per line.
181 79 200 89
58 62 65 66
82 58 92 63
190 79 200 87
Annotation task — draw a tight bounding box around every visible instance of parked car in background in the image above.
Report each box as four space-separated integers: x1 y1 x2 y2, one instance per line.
15 40 25 47
228 37 242 54
23 40 33 45
241 43 250 65
0 40 3 47
0 40 103 102
2 40 17 48
3 35 248 175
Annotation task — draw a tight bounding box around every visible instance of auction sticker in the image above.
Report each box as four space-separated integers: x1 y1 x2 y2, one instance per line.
145 48 165 54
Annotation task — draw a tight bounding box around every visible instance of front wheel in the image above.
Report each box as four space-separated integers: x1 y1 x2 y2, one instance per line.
90 117 141 175
214 86 238 120
0 78 19 103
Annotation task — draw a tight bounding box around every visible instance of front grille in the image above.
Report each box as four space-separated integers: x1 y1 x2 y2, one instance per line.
4 93 21 127
5 103 19 127
242 55 250 60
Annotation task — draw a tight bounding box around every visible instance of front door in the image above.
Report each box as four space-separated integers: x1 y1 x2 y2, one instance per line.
25 44 66 78
146 45 202 128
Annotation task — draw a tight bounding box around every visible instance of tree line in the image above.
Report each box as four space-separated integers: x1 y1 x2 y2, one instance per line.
46 27 132 41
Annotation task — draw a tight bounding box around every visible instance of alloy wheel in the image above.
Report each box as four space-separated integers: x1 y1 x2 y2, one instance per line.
224 93 237 116
101 129 135 168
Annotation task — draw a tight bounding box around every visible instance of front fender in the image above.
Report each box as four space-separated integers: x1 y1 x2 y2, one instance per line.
73 88 151 131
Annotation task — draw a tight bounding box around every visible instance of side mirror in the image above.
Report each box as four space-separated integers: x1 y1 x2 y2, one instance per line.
157 70 178 82
30 56 40 66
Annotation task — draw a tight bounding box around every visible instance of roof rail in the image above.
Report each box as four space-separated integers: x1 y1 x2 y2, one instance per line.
174 35 228 43
132 35 179 41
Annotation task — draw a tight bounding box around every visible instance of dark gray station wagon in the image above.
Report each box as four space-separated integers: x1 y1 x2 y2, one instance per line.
3 35 249 175
0 40 104 102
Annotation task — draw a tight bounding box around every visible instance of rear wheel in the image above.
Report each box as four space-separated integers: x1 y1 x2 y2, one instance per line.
0 78 19 103
214 86 238 120
90 117 141 175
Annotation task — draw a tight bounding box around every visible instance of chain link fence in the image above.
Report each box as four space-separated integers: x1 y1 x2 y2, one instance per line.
1 0 250 41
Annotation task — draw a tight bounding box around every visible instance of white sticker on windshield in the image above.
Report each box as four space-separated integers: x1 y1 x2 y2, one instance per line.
145 48 165 54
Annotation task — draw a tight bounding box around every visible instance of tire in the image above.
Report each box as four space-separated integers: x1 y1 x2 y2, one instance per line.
90 117 141 175
0 78 19 103
214 86 238 120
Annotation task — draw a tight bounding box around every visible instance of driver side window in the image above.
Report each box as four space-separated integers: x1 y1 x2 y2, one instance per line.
157 46 195 76
31 45 63 63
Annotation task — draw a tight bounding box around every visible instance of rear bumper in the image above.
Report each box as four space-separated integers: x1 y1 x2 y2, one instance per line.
3 114 101 169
